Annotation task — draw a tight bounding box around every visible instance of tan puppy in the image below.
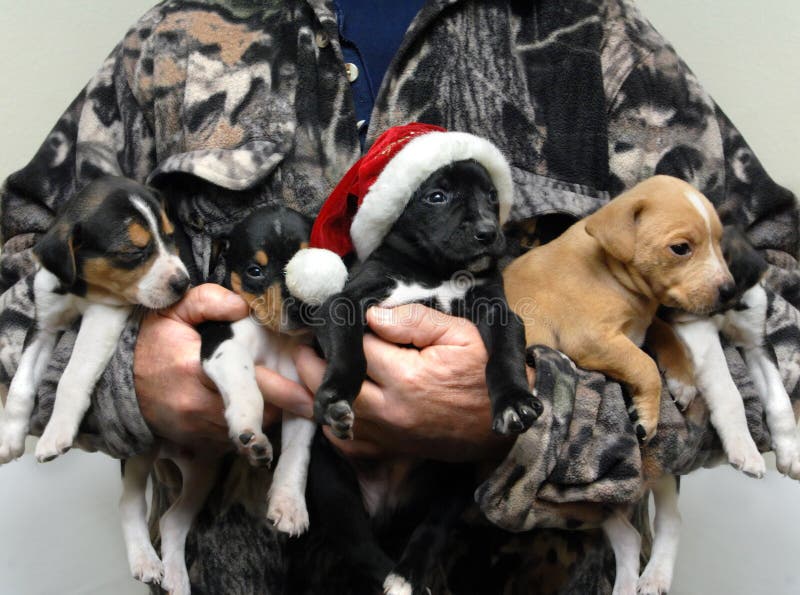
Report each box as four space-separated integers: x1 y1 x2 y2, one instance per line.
504 175 734 441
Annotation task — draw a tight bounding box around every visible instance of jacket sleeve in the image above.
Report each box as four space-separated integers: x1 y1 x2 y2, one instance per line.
479 36 800 531
0 7 166 458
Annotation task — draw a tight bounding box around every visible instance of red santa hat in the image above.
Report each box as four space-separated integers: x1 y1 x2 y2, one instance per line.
285 122 514 305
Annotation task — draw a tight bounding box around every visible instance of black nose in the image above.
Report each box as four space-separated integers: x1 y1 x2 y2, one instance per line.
475 224 498 245
169 273 190 296
718 281 736 303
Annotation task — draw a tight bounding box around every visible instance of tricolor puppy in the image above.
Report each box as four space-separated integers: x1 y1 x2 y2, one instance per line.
669 225 800 479
0 176 188 464
504 175 734 443
120 206 344 595
286 125 542 594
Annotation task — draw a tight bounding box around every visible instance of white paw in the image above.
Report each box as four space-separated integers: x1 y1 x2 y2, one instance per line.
231 428 273 468
726 434 766 479
667 376 697 411
383 573 413 595
128 546 164 585
0 424 27 464
611 579 638 595
267 488 309 537
34 425 75 463
774 438 800 480
637 565 673 595
161 554 191 595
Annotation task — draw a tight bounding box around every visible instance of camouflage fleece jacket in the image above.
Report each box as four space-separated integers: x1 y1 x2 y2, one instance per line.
1 1 799 593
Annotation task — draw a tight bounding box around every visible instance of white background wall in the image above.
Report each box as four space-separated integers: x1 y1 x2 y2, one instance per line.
0 1 798 594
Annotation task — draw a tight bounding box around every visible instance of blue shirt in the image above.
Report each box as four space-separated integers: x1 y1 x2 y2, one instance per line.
333 0 427 150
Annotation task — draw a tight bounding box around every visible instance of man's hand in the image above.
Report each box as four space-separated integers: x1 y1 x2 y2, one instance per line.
134 284 313 447
295 304 524 462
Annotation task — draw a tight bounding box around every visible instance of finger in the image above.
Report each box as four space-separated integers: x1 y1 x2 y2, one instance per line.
254 365 314 419
366 304 474 348
323 426 384 459
168 283 249 326
363 333 417 386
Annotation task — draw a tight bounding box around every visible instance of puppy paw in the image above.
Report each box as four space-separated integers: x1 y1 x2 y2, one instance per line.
317 399 354 440
383 573 413 595
666 376 697 411
0 425 26 464
636 566 672 595
128 546 164 585
267 488 309 537
726 435 766 479
491 392 543 436
774 438 800 480
628 405 658 444
161 554 191 595
234 430 273 467
34 426 74 463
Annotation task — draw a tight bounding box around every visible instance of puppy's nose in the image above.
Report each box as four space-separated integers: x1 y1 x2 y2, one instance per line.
169 273 190 296
474 224 498 245
718 280 736 304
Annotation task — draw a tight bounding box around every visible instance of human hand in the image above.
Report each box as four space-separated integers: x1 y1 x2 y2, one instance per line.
295 304 533 462
134 283 313 447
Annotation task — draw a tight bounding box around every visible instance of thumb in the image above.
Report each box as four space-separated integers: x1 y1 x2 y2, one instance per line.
366 304 474 348
168 283 249 326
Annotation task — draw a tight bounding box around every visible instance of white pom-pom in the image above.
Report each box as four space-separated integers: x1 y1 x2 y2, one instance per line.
285 248 348 306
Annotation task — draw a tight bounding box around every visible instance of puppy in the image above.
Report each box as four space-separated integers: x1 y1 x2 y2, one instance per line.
305 158 541 593
120 206 344 594
504 175 734 443
0 176 189 464
668 225 800 479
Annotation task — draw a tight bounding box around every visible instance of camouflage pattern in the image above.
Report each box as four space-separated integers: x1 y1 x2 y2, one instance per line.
1 0 798 593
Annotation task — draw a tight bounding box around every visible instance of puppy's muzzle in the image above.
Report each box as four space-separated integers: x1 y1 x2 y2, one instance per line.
169 272 190 297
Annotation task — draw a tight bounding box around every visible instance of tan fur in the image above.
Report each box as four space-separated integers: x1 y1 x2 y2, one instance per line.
83 254 156 303
128 222 152 248
231 272 284 332
504 176 732 441
160 209 175 234
254 250 268 266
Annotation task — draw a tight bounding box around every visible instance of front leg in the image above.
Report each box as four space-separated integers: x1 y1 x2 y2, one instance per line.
646 317 697 410
35 303 131 462
469 281 542 435
313 295 369 439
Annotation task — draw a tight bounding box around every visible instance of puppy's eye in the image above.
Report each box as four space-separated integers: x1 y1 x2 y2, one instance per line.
488 189 498 205
424 191 448 205
669 243 692 257
246 265 263 278
116 249 146 264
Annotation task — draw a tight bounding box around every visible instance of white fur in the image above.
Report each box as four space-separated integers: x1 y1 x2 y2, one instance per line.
120 452 163 585
380 277 484 314
383 573 413 595
683 189 728 280
284 247 348 305
603 511 641 595
637 476 681 595
350 131 514 261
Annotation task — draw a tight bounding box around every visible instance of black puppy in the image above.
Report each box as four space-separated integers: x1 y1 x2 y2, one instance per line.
295 144 542 593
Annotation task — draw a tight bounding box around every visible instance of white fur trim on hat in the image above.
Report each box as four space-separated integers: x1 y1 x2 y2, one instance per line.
349 131 514 261
285 248 348 306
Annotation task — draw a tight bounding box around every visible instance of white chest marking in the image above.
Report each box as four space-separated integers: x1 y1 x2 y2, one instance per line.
380 278 483 313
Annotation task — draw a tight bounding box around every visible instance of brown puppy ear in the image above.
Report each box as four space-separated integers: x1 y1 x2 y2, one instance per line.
34 222 80 287
584 192 645 263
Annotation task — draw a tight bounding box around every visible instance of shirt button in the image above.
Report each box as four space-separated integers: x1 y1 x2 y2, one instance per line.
345 62 359 83
315 31 329 48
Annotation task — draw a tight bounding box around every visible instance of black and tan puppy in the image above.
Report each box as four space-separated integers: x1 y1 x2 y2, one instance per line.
0 176 188 464
300 152 541 593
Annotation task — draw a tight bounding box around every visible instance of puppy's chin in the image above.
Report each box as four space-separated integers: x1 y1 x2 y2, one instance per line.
136 291 185 310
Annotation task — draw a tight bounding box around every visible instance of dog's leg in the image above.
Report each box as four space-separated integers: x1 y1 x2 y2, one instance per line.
0 329 57 463
645 317 697 409
120 450 163 585
637 475 681 595
313 295 368 440
602 510 641 595
579 336 663 442
674 318 765 478
201 327 273 467
35 303 130 462
470 281 543 435
387 465 472 595
267 413 315 535
160 456 219 595
307 430 394 587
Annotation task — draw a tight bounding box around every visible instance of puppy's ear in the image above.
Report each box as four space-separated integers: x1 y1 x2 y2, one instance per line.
34 222 81 287
584 193 645 263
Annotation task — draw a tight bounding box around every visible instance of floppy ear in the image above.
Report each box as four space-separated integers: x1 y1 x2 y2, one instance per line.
584 192 645 263
34 222 80 287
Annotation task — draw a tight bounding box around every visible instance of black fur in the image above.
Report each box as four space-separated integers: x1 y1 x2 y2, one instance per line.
306 160 542 593
719 224 768 308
